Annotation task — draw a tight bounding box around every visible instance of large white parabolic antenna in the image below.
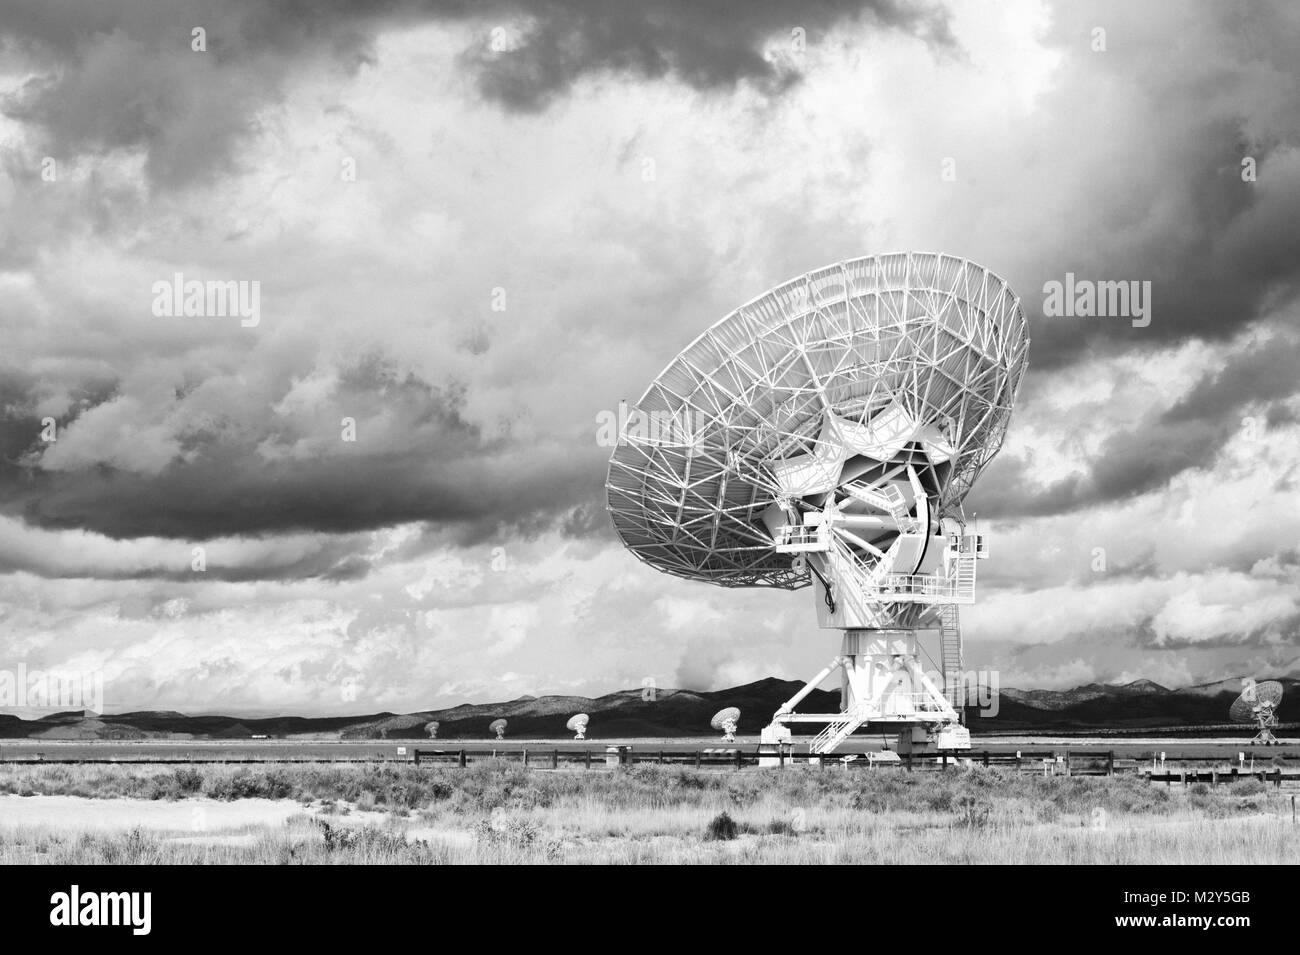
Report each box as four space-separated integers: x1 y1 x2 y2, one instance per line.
566 713 590 740
710 707 741 743
1231 680 1283 746
607 252 1029 755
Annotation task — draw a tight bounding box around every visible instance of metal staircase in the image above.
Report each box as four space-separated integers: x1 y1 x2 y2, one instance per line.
809 707 870 754
952 556 976 596
939 603 964 720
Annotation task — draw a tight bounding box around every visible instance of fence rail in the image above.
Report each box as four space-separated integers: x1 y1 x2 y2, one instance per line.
2 747 1296 787
0 757 405 765
407 748 1300 784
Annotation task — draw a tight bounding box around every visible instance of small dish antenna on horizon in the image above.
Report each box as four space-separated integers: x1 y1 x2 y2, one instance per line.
566 713 590 740
489 718 508 740
710 707 740 742
1230 680 1283 745
425 721 439 739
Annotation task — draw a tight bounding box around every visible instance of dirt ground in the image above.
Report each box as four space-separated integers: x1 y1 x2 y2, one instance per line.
0 793 305 833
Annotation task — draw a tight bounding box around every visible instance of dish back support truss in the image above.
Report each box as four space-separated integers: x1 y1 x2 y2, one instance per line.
607 252 1026 587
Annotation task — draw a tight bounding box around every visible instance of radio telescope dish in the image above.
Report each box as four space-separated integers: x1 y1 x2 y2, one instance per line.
566 713 590 740
424 721 439 739
1231 680 1283 745
489 718 508 740
607 253 1029 755
711 707 741 742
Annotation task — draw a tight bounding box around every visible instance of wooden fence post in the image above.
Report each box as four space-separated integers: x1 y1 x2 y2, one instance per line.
1107 751 1114 776
458 749 466 768
552 749 559 770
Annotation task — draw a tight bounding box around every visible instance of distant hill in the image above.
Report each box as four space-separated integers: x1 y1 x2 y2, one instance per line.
340 713 433 740
998 679 1173 712
0 676 1294 740
213 722 254 739
966 677 1300 735
29 718 146 741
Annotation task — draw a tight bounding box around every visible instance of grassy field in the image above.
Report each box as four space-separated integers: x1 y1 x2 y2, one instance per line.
1 761 1297 864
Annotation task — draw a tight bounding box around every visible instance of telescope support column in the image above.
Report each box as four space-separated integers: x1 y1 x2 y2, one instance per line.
762 628 969 758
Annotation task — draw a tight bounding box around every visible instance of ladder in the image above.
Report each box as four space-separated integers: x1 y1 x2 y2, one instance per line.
952 556 976 597
808 707 869 755
939 604 964 721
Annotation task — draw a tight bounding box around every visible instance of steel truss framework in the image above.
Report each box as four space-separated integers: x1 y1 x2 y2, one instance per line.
606 252 1030 752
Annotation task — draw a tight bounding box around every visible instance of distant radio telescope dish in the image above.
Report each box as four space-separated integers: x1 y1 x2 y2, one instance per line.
607 253 1029 755
424 721 439 739
710 707 741 742
566 713 590 740
489 718 508 740
1230 680 1283 745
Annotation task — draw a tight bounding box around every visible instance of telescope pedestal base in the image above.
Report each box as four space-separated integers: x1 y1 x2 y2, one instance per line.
762 628 966 757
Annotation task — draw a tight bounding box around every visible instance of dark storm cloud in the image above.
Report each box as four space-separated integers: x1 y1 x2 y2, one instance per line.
1162 338 1300 425
968 416 1230 520
3 0 1298 551
0 370 116 486
458 0 954 112
0 370 48 482
0 356 604 542
1 0 949 188
1018 4 1300 372
966 0 1300 520
1 0 387 188
971 334 1300 520
1267 403 1300 429
6 451 598 542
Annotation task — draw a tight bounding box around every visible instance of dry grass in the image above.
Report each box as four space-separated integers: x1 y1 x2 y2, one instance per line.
0 762 1296 864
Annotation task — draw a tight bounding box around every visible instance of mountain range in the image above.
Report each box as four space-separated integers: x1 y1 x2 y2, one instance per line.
1 676 1295 740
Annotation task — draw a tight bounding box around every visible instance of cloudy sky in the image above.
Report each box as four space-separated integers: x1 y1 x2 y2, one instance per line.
1 0 1297 715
